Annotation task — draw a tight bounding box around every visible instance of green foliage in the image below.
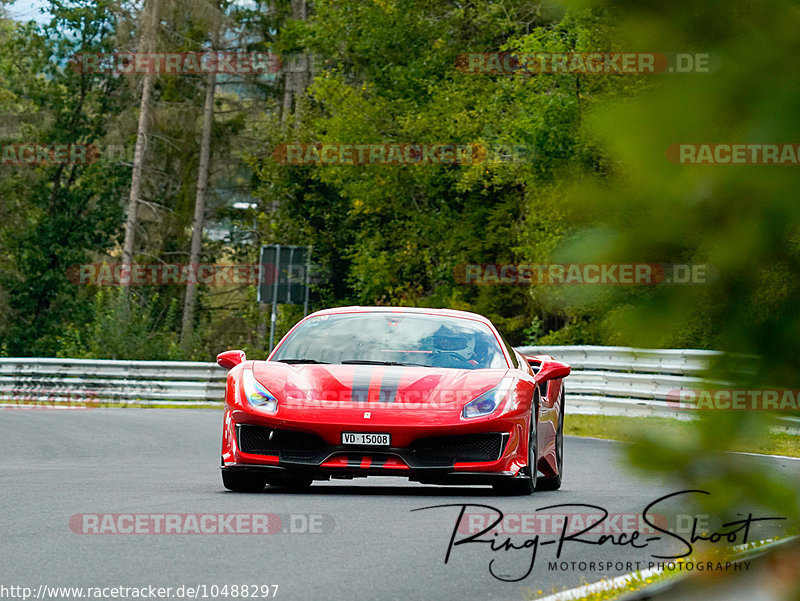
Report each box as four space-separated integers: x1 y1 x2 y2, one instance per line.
0 1 129 356
0 0 266 359
6 0 795 406
556 0 800 522
537 313 605 345
246 1 623 344
0 0 636 357
55 289 184 360
521 315 542 345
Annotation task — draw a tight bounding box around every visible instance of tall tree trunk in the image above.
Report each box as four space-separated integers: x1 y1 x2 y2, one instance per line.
281 0 309 123
121 0 158 290
281 62 294 121
181 32 218 345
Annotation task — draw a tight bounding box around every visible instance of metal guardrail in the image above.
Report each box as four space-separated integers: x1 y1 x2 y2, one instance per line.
0 346 731 418
0 357 226 407
519 345 721 418
518 345 720 376
518 347 800 431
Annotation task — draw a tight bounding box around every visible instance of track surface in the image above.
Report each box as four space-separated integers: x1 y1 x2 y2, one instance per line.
1 409 797 600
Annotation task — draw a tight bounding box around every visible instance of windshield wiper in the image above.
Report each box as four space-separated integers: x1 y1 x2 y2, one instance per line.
340 360 428 367
274 358 330 364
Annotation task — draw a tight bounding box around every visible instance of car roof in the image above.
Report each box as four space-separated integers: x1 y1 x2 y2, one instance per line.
305 306 495 326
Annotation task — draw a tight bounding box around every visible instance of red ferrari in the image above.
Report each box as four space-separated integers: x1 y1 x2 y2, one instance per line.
217 306 570 495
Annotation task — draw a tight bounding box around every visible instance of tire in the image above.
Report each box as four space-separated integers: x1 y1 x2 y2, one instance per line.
537 386 564 491
493 403 538 496
222 470 267 493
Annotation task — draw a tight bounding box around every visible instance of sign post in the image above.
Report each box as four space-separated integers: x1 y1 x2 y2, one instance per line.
258 244 312 352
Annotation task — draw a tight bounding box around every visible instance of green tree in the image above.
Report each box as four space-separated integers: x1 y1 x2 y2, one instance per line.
250 1 622 343
0 1 129 355
556 0 800 528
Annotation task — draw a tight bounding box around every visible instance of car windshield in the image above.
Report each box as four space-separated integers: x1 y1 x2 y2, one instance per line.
271 312 509 370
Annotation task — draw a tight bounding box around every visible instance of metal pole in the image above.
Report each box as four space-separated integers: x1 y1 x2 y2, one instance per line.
286 246 295 303
268 244 281 353
303 246 312 317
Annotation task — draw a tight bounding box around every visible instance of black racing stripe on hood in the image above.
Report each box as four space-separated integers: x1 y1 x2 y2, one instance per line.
349 366 375 404
378 368 405 403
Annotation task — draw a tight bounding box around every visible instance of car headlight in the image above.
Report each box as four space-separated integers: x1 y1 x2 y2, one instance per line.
242 368 278 413
462 378 514 418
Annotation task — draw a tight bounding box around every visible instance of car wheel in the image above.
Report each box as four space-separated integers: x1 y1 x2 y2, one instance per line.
537 386 564 491
222 470 267 492
493 403 538 496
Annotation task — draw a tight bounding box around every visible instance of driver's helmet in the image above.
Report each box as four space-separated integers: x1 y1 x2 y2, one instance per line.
432 327 477 362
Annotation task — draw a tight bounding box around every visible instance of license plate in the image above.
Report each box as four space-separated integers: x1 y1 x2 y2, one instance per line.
341 432 391 446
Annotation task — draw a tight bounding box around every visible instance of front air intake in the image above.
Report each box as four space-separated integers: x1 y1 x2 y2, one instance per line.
237 424 326 462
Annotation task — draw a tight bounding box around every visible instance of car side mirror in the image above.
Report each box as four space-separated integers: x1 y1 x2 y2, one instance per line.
217 350 246 370
533 359 571 383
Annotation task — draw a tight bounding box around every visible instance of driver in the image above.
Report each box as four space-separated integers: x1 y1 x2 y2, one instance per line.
432 328 479 366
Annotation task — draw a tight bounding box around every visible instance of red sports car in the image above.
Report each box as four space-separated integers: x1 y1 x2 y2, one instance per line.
216 306 570 494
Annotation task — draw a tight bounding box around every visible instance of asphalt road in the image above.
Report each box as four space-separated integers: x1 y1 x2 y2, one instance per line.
0 409 797 601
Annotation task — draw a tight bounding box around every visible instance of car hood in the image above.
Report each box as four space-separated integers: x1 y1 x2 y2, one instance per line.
251 362 509 414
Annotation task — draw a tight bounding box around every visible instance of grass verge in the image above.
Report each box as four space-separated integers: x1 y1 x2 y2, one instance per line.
565 414 800 458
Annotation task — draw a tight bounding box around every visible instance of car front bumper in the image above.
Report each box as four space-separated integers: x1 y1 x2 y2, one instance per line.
221 407 531 484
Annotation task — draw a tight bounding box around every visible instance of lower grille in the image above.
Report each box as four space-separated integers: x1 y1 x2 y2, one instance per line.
237 425 507 469
237 424 326 461
409 433 506 466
